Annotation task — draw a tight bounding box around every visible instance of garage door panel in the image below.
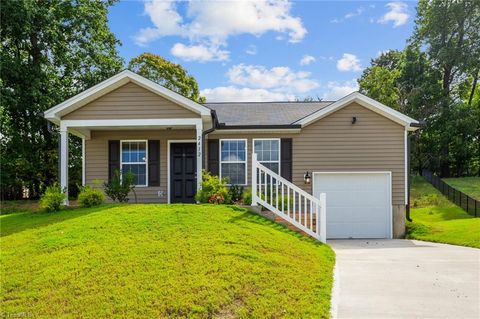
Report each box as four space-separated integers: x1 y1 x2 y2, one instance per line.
327 207 388 223
328 221 389 239
325 191 389 207
313 172 391 239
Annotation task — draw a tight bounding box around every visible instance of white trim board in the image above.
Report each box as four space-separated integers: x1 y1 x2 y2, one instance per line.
60 118 202 130
167 140 196 204
295 92 420 131
44 70 211 123
312 171 393 239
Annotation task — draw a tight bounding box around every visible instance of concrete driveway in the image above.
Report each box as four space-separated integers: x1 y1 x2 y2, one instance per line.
329 240 480 319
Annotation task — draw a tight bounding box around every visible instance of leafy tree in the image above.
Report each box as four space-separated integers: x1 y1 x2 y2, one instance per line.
128 53 205 103
1 0 123 199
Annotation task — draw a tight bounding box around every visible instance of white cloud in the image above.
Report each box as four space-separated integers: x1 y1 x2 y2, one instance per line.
300 55 316 66
202 63 320 101
378 2 409 27
134 1 185 45
323 80 359 100
336 53 362 72
171 43 229 62
227 64 319 93
331 7 364 23
135 0 307 59
345 7 364 19
201 86 295 102
245 45 257 55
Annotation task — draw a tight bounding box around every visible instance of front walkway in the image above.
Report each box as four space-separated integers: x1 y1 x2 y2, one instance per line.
329 239 480 319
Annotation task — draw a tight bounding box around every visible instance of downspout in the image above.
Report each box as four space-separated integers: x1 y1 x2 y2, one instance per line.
201 110 218 169
406 121 426 222
406 133 412 222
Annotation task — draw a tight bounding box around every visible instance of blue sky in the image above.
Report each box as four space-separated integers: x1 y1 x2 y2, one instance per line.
108 1 416 101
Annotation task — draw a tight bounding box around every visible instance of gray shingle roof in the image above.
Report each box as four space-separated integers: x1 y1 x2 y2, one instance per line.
204 101 333 126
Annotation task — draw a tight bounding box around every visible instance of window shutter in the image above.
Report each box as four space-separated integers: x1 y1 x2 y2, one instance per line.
280 138 292 182
208 139 219 175
148 140 160 186
108 140 120 183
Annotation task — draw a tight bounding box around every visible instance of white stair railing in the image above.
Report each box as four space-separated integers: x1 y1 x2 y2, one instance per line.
251 153 326 242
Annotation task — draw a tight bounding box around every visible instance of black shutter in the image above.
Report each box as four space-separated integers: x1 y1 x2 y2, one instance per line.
207 139 219 175
148 140 160 186
108 140 120 183
281 138 292 182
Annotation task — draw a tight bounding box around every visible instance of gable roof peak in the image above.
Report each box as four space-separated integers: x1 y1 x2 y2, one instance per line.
44 70 211 124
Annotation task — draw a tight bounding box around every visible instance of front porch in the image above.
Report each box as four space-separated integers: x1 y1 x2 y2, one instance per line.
59 118 205 204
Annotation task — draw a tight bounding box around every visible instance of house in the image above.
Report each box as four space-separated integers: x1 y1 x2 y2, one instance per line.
44 70 420 240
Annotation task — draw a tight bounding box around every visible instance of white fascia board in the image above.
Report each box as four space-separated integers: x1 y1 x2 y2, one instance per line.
295 92 420 128
61 118 202 129
209 128 301 134
44 70 210 121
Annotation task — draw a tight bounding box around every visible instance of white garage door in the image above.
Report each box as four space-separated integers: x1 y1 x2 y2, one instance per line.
313 172 392 239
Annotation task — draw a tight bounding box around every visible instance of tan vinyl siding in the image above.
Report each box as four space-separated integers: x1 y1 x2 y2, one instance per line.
85 129 195 203
208 102 406 205
63 82 198 120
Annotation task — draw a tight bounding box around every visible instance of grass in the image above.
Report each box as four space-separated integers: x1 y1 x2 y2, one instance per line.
0 204 334 318
443 177 480 200
406 176 480 248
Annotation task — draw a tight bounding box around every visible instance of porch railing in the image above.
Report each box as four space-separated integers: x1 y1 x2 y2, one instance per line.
251 153 327 242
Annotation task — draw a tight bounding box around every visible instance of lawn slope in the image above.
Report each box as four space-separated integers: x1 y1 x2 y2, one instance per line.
443 177 480 200
1 204 334 318
407 177 480 248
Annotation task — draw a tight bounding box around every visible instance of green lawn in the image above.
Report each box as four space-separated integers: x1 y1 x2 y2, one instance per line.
0 204 334 318
443 177 480 200
407 176 480 248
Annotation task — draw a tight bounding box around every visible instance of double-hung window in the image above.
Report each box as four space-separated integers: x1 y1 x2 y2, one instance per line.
253 139 280 174
121 140 148 186
220 139 247 185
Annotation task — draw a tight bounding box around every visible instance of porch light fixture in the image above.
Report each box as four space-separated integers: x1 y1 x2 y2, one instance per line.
304 171 311 185
352 117 357 124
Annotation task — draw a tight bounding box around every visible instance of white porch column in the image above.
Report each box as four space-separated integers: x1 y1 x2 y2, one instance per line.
82 138 86 186
196 123 203 193
59 125 69 205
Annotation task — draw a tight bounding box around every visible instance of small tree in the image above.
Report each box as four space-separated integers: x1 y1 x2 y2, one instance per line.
103 170 136 203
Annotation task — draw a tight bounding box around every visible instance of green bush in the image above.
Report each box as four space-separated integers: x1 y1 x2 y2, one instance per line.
195 170 231 204
103 170 136 203
243 188 252 205
78 186 105 207
229 185 244 203
39 184 65 212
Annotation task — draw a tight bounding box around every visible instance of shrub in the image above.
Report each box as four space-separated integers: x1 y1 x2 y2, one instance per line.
229 185 244 203
195 170 231 204
243 188 252 205
103 170 136 203
208 193 225 204
39 184 66 212
78 186 105 207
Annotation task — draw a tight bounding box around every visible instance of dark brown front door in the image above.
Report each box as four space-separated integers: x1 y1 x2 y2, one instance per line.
170 143 196 203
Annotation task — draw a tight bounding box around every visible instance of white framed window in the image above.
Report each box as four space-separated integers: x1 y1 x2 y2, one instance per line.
253 138 280 174
120 140 148 187
219 139 247 185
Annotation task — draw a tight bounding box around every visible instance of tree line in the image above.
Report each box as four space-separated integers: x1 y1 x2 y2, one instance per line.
358 0 479 177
